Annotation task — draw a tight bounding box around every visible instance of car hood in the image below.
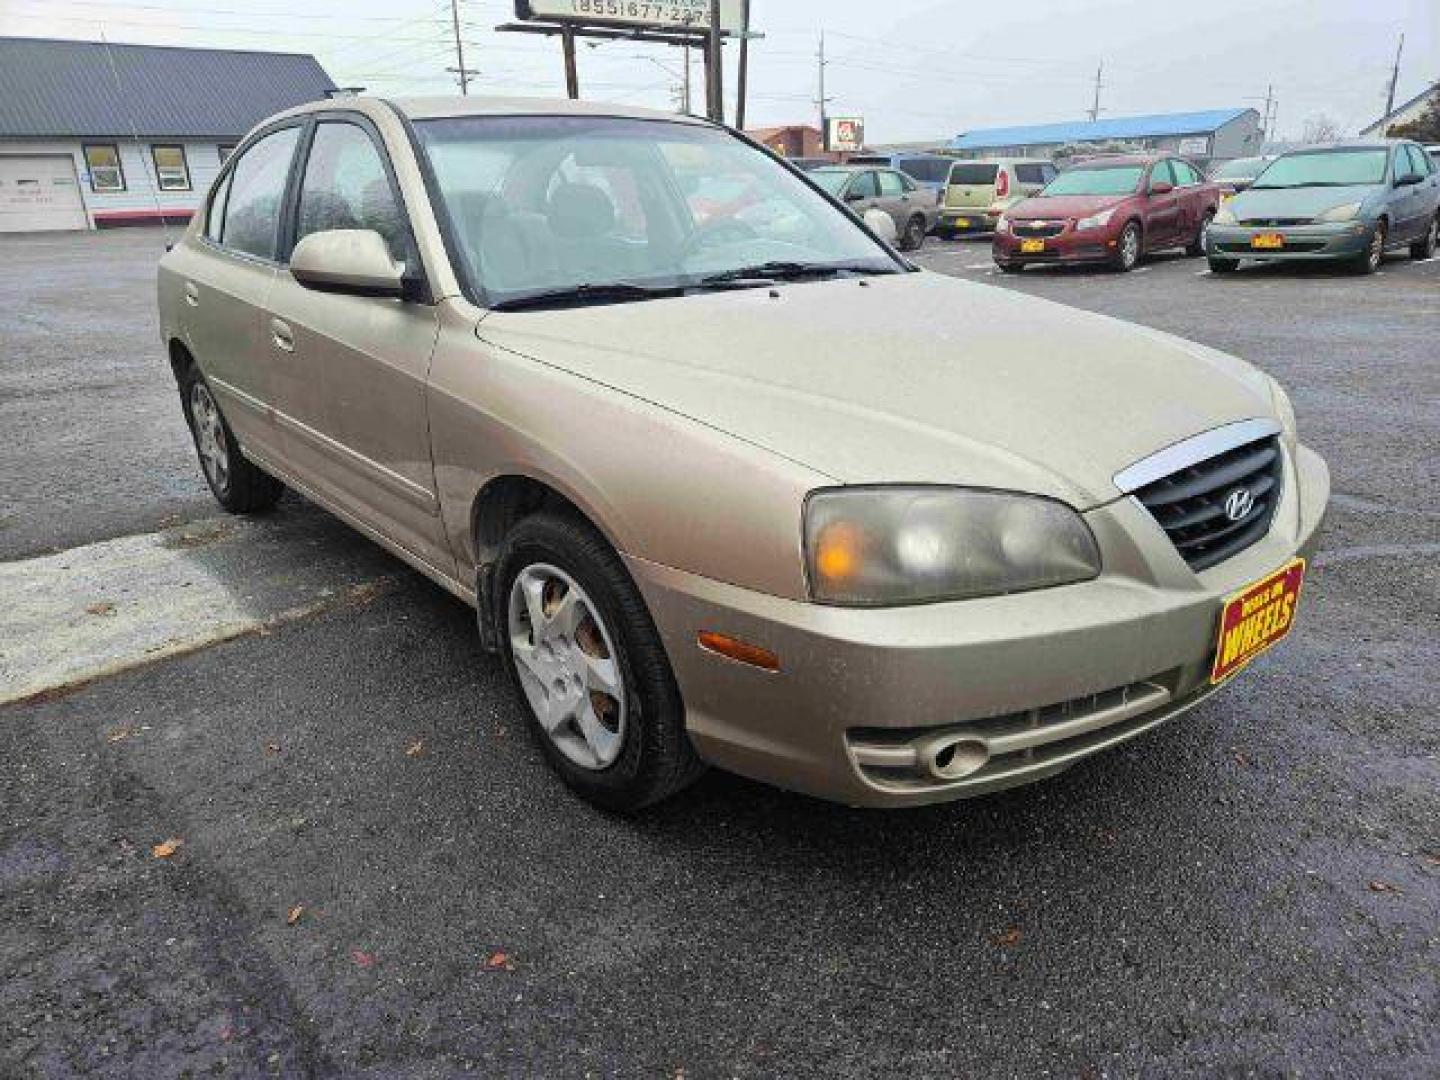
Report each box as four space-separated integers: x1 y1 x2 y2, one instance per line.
1008 194 1127 220
1228 183 1380 218
476 272 1275 509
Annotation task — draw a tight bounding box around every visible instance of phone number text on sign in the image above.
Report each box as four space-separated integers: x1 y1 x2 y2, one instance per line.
518 0 743 32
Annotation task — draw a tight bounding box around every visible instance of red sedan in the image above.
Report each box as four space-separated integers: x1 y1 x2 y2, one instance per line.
993 155 1220 272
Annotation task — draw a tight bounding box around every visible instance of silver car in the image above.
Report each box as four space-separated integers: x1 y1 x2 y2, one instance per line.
809 165 939 250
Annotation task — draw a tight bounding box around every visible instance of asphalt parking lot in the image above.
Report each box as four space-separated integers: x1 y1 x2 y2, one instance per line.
2 229 1437 1077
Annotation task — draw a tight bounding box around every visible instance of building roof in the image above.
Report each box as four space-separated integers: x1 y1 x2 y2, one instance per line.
1360 81 1438 137
0 37 335 139
952 108 1255 150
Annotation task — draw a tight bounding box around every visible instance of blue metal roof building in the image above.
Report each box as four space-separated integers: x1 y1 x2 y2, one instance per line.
951 108 1263 162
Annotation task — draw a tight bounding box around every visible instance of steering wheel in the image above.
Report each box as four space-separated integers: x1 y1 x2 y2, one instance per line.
681 216 758 257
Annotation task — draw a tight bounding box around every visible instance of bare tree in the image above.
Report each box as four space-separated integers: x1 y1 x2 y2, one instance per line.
1300 114 1345 143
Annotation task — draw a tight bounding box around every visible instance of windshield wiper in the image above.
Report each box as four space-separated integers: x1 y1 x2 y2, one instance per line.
489 282 684 312
697 261 893 287
1251 181 1360 189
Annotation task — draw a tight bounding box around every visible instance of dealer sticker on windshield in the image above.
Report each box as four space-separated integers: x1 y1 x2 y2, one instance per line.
1210 558 1306 683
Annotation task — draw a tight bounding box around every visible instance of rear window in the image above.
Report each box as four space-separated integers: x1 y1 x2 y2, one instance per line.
896 157 952 184
1014 163 1054 185
948 163 999 185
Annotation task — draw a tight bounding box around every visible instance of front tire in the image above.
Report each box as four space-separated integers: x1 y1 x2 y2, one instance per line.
1410 213 1438 260
1113 221 1142 272
1208 256 1239 274
178 363 282 514
900 215 927 251
494 512 704 812
1353 220 1386 274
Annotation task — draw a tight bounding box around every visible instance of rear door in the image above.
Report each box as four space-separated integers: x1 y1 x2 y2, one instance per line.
180 123 303 466
1169 159 1206 241
843 170 881 217
875 169 913 230
944 162 998 211
263 114 453 578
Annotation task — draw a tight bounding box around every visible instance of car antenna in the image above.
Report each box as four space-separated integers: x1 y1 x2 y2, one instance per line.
99 31 174 249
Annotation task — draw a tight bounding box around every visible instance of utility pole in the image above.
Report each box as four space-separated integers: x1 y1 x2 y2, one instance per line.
447 0 475 95
705 0 724 123
817 30 833 151
1383 33 1405 121
735 0 750 131
1087 60 1103 123
683 44 692 115
1261 83 1275 142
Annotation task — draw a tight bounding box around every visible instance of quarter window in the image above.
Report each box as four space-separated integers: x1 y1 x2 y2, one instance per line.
219 126 300 260
82 144 125 193
205 169 233 243
296 121 408 262
151 145 191 191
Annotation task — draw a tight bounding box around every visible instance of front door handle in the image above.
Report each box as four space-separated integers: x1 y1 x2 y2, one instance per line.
183 281 199 307
270 318 294 353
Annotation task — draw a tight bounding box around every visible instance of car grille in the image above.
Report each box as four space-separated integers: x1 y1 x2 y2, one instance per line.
1238 217 1312 227
1012 220 1065 238
1218 240 1326 253
1132 435 1282 571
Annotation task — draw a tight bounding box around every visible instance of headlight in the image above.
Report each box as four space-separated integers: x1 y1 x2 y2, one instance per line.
996 216 1012 234
1074 208 1115 231
1213 205 1237 225
804 487 1101 606
1316 201 1362 223
1269 378 1297 454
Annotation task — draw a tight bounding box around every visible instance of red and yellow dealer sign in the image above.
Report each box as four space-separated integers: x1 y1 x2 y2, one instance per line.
1211 558 1307 683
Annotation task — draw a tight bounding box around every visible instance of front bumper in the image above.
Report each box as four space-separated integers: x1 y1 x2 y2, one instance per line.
939 206 1003 233
627 443 1329 808
993 225 1118 265
1207 221 1371 261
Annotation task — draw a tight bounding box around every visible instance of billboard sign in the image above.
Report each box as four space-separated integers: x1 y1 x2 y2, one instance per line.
1176 135 1211 157
827 117 865 152
515 1 744 33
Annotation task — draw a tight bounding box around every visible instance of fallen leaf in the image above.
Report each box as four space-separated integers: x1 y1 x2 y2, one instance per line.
219 1023 236 1043
483 951 514 972
352 949 376 968
108 726 136 743
405 740 424 758
152 838 183 859
996 927 1022 947
286 905 305 926
85 601 116 617
1421 853 1440 867
1368 880 1400 893
265 742 282 756
1233 750 1250 767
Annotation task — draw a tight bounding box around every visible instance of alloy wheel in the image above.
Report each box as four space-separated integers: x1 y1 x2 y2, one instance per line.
1367 223 1385 271
189 382 229 492
508 563 627 771
1119 225 1140 270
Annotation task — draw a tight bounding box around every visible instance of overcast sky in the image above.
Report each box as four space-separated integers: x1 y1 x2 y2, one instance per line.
2 0 1436 142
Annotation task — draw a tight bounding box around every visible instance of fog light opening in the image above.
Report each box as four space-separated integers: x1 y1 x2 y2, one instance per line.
927 738 989 780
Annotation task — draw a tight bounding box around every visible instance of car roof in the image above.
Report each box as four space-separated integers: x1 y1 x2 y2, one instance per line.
1065 153 1165 167
272 93 713 127
1282 140 1403 152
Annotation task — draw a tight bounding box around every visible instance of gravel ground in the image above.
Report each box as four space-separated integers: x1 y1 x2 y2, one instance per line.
1 229 1436 1078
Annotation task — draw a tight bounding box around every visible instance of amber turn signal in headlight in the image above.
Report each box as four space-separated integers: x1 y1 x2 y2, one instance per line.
805 487 1101 606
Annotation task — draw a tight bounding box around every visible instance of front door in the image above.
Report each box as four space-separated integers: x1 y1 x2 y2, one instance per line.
264 117 453 579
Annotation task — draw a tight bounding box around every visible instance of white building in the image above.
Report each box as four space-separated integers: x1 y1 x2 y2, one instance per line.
0 37 334 233
1359 82 1439 139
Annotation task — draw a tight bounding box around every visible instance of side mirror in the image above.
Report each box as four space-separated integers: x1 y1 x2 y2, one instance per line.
1149 181 1175 196
1394 172 1423 188
863 208 899 244
844 189 866 202
290 229 406 298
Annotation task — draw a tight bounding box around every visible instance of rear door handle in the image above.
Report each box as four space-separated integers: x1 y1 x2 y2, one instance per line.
183 281 199 307
270 318 294 353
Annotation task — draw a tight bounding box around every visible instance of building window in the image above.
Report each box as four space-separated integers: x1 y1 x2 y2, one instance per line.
218 144 236 164
82 144 126 193
151 145 191 191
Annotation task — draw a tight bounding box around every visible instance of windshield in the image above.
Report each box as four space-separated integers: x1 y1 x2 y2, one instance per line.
1040 165 1144 196
415 117 898 307
1251 148 1389 188
1212 157 1264 180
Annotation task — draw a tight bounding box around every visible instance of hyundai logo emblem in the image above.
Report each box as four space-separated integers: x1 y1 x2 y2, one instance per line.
1224 488 1255 522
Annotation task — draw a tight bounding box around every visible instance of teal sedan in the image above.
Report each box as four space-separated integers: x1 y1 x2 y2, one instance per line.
1206 141 1440 274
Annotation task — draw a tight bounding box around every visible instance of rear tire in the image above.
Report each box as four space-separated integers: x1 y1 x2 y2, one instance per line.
1207 256 1239 274
493 512 705 812
995 260 1022 273
1113 221 1142 272
178 362 283 514
1186 210 1214 257
1410 213 1438 259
